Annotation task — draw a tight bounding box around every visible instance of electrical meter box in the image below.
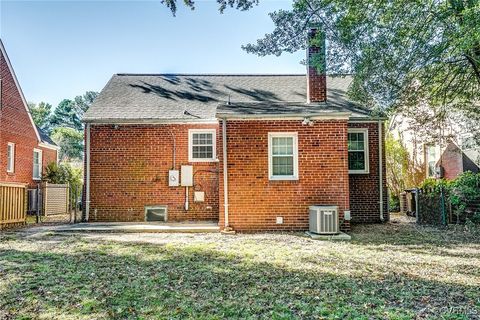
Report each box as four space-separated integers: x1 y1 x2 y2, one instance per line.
168 170 179 187
181 165 193 186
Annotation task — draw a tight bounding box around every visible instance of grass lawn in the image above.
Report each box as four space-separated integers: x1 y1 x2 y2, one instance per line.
1 215 479 319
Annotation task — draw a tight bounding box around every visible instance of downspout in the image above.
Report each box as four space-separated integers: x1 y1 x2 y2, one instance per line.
85 123 91 222
222 118 229 227
378 120 384 222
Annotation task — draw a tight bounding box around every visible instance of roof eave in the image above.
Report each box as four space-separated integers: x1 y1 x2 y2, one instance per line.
349 116 388 121
82 118 219 125
216 112 352 120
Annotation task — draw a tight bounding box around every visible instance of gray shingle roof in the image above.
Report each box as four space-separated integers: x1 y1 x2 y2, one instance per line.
37 126 57 146
84 74 371 122
216 102 370 118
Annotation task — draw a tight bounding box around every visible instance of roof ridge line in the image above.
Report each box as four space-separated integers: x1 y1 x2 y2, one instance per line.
115 73 307 77
114 73 354 77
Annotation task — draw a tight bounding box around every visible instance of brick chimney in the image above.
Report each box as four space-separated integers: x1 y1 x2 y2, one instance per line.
307 28 327 103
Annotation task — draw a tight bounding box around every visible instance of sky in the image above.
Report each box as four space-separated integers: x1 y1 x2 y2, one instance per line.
0 0 304 107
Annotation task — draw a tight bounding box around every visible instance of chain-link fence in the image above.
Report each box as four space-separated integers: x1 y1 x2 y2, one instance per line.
416 187 480 226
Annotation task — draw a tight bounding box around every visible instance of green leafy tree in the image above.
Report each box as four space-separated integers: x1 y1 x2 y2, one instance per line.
50 99 81 131
51 127 84 161
50 92 98 131
161 0 480 141
386 129 425 210
161 0 258 15
72 91 98 123
28 101 53 132
242 0 479 110
386 133 410 199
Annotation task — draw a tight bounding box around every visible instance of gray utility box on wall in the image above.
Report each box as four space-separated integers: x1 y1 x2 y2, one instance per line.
309 205 339 235
181 165 193 187
168 170 179 187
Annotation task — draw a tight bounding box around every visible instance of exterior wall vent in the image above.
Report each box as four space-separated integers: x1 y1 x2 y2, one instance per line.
145 206 167 222
309 205 339 234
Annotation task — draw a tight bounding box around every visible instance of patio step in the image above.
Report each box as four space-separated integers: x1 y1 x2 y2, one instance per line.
39 221 220 233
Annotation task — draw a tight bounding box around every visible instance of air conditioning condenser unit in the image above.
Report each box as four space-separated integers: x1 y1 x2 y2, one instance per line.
309 205 339 234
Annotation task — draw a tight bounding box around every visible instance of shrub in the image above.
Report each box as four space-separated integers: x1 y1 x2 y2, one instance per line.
419 178 450 194
389 194 400 212
418 173 480 227
43 162 83 193
449 172 480 225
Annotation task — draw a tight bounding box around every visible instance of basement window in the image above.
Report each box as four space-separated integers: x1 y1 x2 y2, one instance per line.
145 206 168 222
188 129 216 162
348 129 369 174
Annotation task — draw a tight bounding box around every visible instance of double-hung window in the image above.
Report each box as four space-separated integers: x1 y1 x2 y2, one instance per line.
33 148 43 180
7 142 15 173
268 132 298 180
348 129 369 174
188 129 216 162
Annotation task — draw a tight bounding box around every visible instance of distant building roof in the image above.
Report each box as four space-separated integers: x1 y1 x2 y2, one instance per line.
84 74 374 122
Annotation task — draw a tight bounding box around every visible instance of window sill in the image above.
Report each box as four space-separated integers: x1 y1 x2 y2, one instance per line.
188 159 219 163
269 176 299 181
349 170 370 174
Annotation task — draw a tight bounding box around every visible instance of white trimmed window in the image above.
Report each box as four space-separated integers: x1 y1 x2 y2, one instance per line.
7 142 15 173
33 148 43 180
348 128 369 174
188 129 216 162
268 132 299 180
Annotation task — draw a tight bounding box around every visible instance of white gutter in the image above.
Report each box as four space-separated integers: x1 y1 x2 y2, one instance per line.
378 120 384 221
222 118 229 227
85 123 91 222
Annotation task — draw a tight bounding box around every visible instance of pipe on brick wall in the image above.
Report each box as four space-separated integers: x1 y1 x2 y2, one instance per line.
168 128 176 169
222 118 229 227
85 123 91 222
378 120 384 221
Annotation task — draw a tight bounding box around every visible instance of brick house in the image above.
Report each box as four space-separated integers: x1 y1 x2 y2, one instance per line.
83 29 387 231
1 39 59 186
425 141 479 180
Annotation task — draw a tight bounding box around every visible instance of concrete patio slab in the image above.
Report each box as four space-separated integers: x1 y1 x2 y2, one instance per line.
305 231 351 241
22 221 220 234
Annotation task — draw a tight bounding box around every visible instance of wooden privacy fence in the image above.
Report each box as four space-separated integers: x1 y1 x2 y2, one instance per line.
0 182 27 228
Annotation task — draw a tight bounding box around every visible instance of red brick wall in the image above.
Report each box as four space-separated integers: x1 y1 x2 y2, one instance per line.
87 124 219 222
39 147 58 171
348 122 388 223
0 49 57 186
218 119 350 232
438 142 463 180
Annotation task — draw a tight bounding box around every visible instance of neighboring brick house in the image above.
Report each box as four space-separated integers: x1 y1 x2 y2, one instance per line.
425 141 479 180
83 29 387 231
0 39 59 186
